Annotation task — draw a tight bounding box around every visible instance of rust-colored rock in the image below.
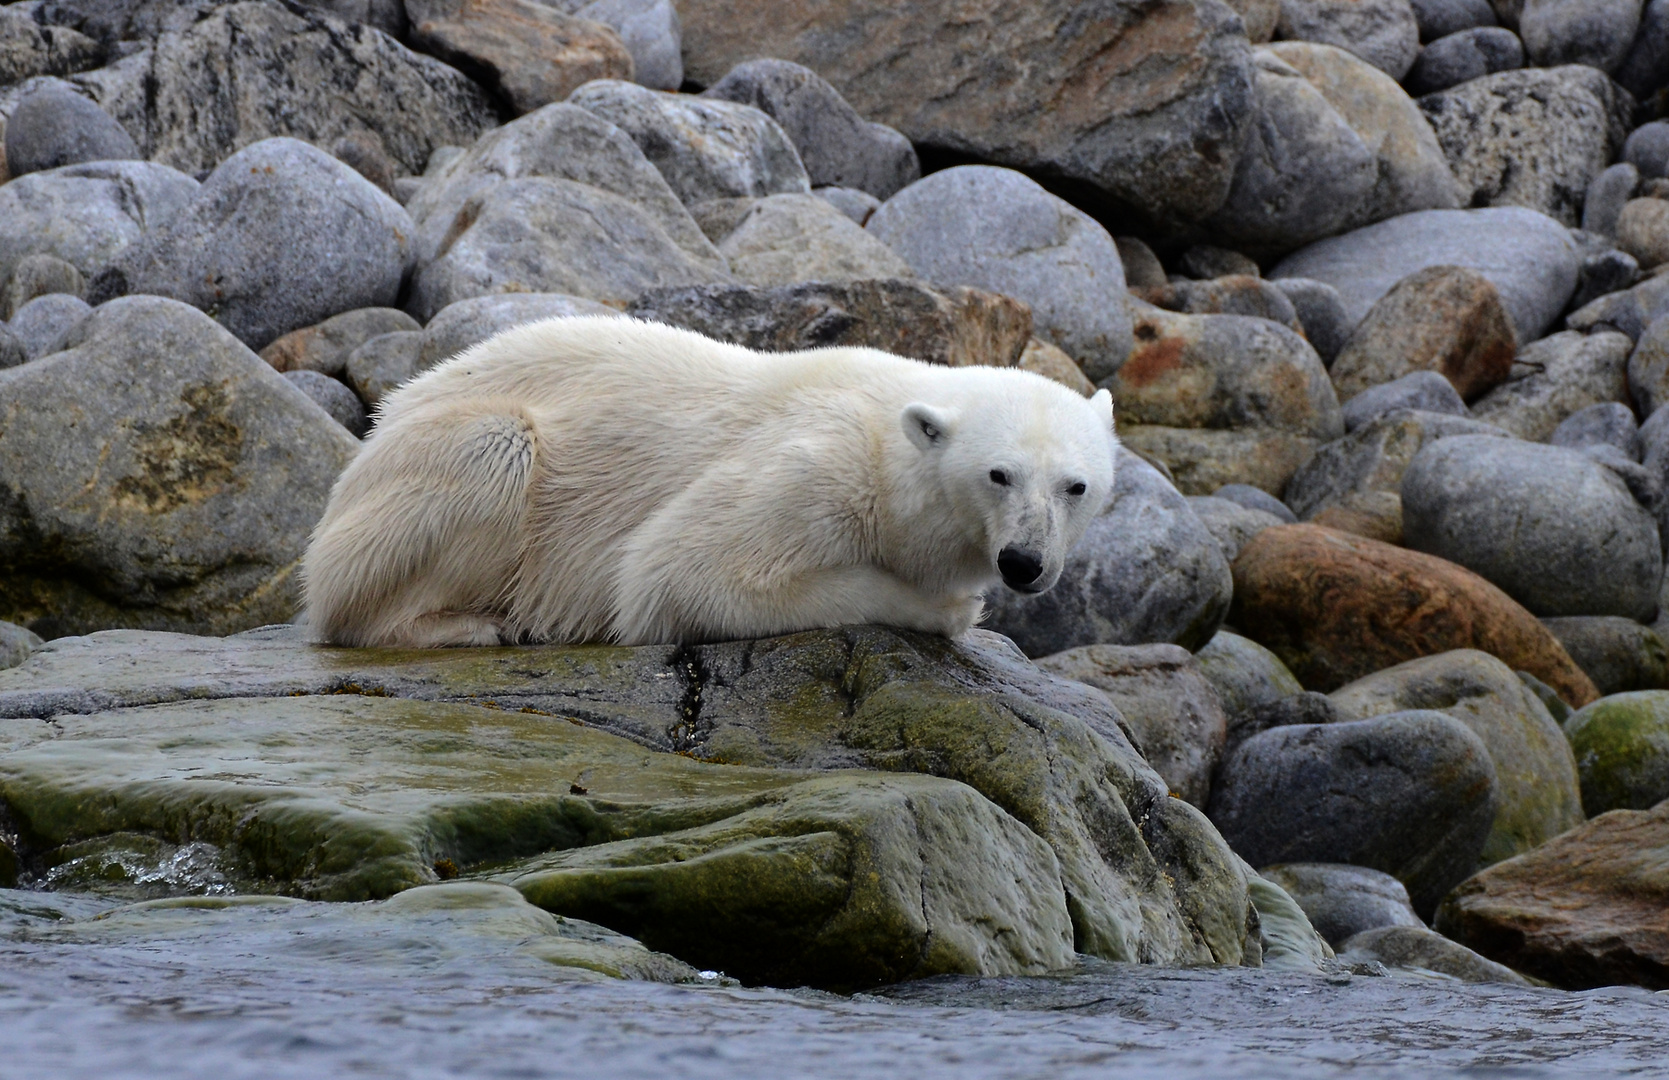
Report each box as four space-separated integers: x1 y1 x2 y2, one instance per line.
1107 302 1340 494
1435 801 1669 990
1230 524 1598 705
676 0 1256 224
408 0 632 115
1330 265 1518 403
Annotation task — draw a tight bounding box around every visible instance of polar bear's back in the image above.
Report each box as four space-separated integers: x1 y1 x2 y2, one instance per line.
386 316 924 435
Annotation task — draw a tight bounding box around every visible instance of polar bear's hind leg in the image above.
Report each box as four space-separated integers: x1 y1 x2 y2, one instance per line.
304 408 538 648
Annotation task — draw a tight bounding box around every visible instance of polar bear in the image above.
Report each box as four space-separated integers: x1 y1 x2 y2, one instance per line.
303 316 1118 647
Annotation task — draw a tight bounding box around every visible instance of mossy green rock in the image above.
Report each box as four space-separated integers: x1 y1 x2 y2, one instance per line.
1563 691 1669 816
0 694 1073 987
0 624 1257 980
24 883 704 984
1330 649 1585 866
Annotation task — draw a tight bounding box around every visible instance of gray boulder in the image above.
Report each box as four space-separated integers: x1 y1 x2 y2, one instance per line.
1285 408 1508 520
1418 66 1633 227
418 293 617 370
1401 435 1661 620
282 370 368 437
981 450 1232 656
403 102 721 272
0 297 358 637
1227 690 1347 757
1034 643 1229 808
1116 236 1168 289
94 138 414 351
814 186 881 226
702 59 920 200
542 0 683 91
1469 329 1633 441
1518 0 1642 73
1567 271 1669 341
716 194 913 287
1403 26 1524 95
0 621 43 670
1266 38 1464 235
0 325 24 371
1550 402 1641 459
259 308 422 379
1341 370 1468 432
0 160 197 289
2 80 136 177
1581 162 1640 238
1258 863 1425 947
868 166 1133 381
1271 207 1581 343
345 331 423 409
408 176 734 321
1568 249 1641 312
1203 50 1377 256
0 252 84 321
1178 245 1261 280
1626 123 1669 181
568 79 810 204
1195 631 1306 732
0 6 102 86
1272 277 1352 366
1330 648 1586 866
6 293 91 362
1337 925 1530 983
1187 496 1288 565
1409 0 1498 39
1274 0 1421 78
1206 709 1499 916
673 0 1257 226
1617 0 1669 101
1214 483 1299 523
1630 318 1669 419
63 1 496 177
1617 198 1669 271
1542 617 1669 696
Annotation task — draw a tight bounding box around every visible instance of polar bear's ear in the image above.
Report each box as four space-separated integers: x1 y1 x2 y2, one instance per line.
902 402 957 451
1089 388 1114 432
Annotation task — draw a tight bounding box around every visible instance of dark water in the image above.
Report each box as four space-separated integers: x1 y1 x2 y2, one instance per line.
2 888 1666 1080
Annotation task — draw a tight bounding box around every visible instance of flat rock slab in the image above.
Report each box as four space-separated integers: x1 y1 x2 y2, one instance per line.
1436 801 1669 990
22 882 703 984
0 623 1254 971
0 693 1074 988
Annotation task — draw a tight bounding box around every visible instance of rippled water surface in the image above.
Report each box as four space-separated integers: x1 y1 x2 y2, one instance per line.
3 888 1666 1080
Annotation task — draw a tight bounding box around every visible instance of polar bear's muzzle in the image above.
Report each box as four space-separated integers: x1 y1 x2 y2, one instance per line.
997 546 1047 593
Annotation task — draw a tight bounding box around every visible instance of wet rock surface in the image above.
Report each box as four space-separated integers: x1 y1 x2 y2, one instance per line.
1436 800 1669 990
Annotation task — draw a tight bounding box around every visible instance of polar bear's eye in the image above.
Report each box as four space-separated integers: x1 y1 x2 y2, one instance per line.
1066 482 1087 497
989 469 1011 487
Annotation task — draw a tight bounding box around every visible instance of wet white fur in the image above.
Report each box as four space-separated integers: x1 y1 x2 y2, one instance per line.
302 316 1118 647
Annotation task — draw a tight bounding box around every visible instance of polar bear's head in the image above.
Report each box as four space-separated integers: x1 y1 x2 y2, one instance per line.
901 379 1117 595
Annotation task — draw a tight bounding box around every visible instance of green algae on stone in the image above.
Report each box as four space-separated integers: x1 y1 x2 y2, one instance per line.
1563 691 1669 816
0 623 1260 973
501 772 1075 989
1330 649 1585 866
36 882 704 983
0 695 1076 988
686 627 1254 966
0 695 807 901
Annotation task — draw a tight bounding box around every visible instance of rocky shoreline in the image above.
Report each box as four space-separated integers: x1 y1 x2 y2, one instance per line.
1 0 1668 1001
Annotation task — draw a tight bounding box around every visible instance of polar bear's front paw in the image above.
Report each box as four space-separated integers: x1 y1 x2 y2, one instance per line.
931 595 985 638
399 613 510 648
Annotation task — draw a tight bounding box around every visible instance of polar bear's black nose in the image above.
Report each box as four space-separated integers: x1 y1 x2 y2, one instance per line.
998 547 1044 590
